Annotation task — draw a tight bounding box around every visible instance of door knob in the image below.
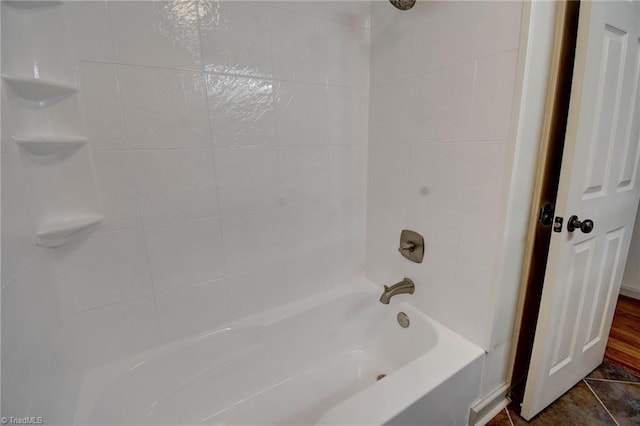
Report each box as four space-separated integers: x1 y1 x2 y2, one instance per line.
567 215 594 233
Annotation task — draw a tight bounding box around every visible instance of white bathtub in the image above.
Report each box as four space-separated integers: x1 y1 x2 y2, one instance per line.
74 280 484 425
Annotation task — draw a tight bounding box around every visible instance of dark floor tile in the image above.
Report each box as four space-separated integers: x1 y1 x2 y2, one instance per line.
588 361 640 382
506 381 616 425
585 379 640 426
487 408 512 426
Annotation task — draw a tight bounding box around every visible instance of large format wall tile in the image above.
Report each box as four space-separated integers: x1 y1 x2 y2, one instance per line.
1 154 33 285
225 263 288 318
408 143 466 218
328 86 369 146
145 218 226 293
66 0 114 62
278 145 330 206
275 81 329 146
474 1 523 59
368 78 419 145
199 1 273 78
207 74 276 148
461 142 508 223
329 145 367 202
74 296 161 369
417 62 475 142
118 65 210 150
366 145 410 286
214 147 280 215
327 21 370 88
413 2 481 74
271 8 330 84
369 1 418 87
93 151 141 232
108 0 201 70
2 252 75 417
221 210 283 274
281 202 337 298
130 149 219 225
27 321 84 426
76 62 128 151
55 229 153 313
471 49 519 140
154 278 232 342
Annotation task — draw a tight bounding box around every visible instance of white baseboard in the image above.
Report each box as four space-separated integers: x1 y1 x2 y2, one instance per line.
469 383 510 426
620 285 640 300
473 399 510 426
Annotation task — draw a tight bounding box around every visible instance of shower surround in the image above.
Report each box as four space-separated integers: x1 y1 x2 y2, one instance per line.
2 1 524 424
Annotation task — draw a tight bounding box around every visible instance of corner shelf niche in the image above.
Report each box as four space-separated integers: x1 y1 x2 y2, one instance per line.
2 75 77 104
14 136 87 156
4 1 63 9
37 215 103 248
5 1 103 250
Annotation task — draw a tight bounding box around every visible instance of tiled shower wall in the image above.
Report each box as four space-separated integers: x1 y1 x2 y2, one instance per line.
2 1 369 420
366 1 522 349
3 0 527 422
72 0 369 363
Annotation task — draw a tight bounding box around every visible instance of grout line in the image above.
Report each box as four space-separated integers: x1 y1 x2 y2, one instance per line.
1 251 37 290
195 0 229 311
71 293 155 316
106 1 165 344
77 58 368 91
92 142 370 152
93 197 344 235
370 47 519 90
583 379 620 426
369 139 510 147
265 3 371 30
585 377 640 385
93 224 144 235
504 407 515 426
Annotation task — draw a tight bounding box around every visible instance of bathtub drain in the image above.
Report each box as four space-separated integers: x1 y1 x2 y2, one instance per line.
376 374 386 381
397 312 410 328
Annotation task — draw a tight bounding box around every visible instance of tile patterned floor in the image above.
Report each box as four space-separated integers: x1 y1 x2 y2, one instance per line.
487 362 640 426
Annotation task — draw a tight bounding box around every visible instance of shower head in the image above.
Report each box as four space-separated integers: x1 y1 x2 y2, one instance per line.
389 0 416 11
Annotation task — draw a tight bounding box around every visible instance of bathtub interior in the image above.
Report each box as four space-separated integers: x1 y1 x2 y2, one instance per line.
74 283 474 425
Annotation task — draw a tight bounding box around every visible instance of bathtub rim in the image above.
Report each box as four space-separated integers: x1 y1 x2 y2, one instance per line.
73 278 484 425
316 296 485 425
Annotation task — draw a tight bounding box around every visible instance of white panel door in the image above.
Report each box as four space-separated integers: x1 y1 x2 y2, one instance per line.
521 0 640 419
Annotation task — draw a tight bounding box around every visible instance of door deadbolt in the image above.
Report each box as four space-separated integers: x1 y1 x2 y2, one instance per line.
567 215 594 233
539 203 555 226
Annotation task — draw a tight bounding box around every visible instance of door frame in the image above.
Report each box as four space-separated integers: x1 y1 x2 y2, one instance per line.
470 2 581 423
507 0 581 409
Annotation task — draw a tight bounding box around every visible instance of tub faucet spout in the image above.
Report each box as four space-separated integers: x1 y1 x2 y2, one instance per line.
379 278 415 304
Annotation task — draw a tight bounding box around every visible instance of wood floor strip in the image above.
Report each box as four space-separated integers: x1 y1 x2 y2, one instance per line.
605 295 640 377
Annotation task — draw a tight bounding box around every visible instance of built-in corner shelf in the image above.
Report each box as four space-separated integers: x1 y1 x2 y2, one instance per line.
4 1 63 9
2 75 77 104
14 136 88 156
37 215 103 248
